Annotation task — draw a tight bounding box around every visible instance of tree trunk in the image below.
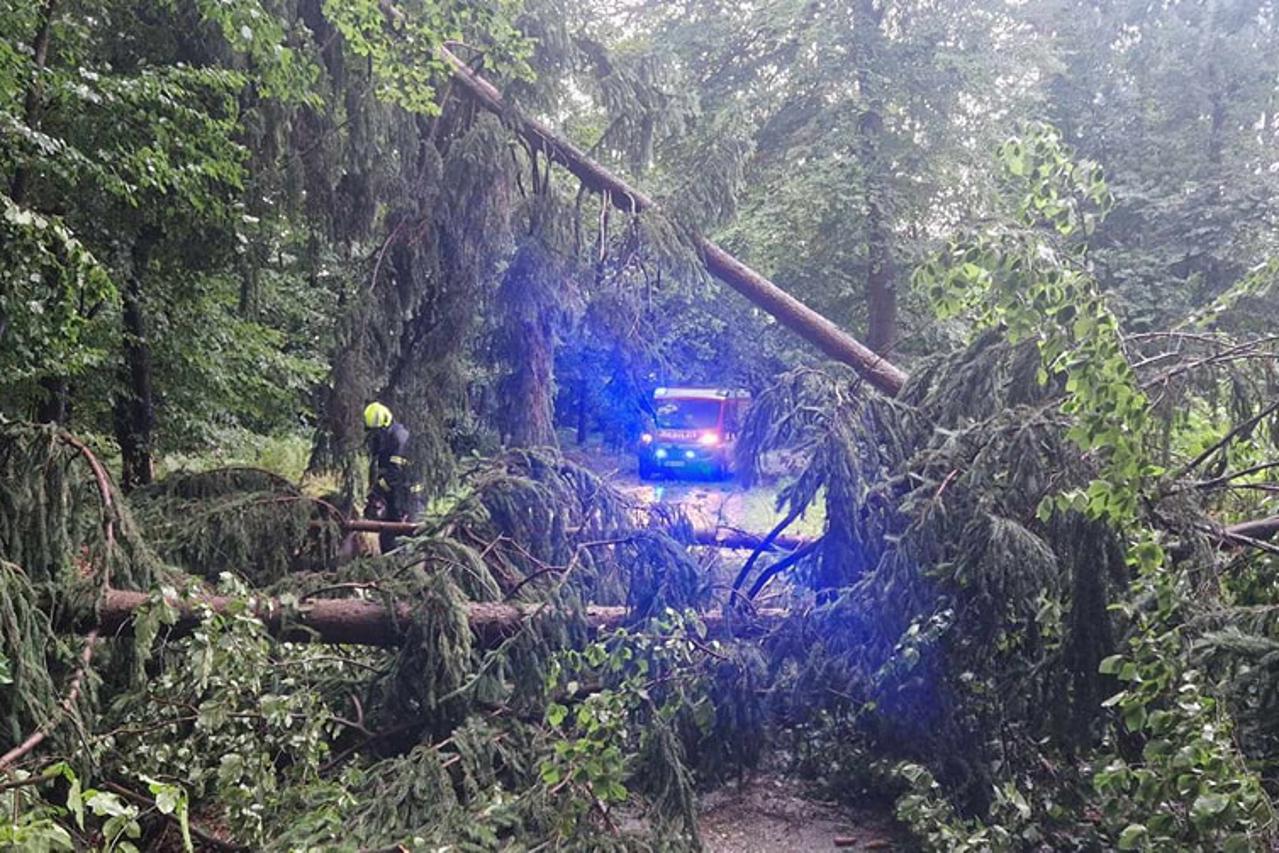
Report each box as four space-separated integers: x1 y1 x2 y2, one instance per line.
497 245 560 448
575 377 589 445
36 378 69 423
438 46 909 398
861 140 896 355
16 0 68 424
854 0 896 355
342 518 816 551
112 233 158 491
8 0 59 202
94 589 783 648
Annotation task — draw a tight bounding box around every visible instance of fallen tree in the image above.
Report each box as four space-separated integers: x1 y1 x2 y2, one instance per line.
342 517 816 552
1220 514 1279 543
94 589 785 648
435 43 909 396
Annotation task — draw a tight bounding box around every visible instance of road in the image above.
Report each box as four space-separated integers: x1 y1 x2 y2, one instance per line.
566 441 827 549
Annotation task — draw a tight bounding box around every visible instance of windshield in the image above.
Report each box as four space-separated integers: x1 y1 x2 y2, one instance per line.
655 398 721 430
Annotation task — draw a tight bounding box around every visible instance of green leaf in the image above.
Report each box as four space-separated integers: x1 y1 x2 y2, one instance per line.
66 776 84 831
546 702 568 728
1123 704 1147 732
1191 792 1230 821
154 787 179 815
1101 690 1128 708
85 790 130 818
1098 654 1124 675
1117 823 1146 850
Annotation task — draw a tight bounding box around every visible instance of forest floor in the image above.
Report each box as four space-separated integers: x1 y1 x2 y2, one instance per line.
562 435 826 538
698 774 902 852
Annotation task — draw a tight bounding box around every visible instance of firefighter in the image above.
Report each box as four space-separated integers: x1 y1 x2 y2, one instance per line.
363 401 420 552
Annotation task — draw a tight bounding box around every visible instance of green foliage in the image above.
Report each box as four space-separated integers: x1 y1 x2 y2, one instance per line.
892 762 1021 853
130 467 339 584
5 2 1279 850
736 127 1279 850
0 0 316 452
1043 0 1279 332
322 0 531 114
106 575 344 846
541 611 711 841
0 195 115 384
916 123 1153 524
185 0 321 103
1081 534 1278 850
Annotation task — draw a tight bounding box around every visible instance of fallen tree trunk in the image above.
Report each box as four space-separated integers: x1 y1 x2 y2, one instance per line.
95 589 785 648
438 45 908 397
340 518 816 551
1224 515 1279 542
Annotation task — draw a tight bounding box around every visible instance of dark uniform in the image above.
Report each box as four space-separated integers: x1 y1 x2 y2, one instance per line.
366 421 418 552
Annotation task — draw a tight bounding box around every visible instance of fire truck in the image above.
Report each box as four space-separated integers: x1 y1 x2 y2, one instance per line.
637 387 751 480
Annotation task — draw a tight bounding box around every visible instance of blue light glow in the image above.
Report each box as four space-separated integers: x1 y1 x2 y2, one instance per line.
684 450 696 459
655 448 668 460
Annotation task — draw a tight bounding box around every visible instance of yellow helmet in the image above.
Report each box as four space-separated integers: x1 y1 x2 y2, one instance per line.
363 401 393 429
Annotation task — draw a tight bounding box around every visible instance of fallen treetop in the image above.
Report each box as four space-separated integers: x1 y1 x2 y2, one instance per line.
341 518 817 552
437 44 909 397
94 589 787 648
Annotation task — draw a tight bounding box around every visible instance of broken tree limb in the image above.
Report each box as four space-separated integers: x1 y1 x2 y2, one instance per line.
1224 515 1279 542
95 589 786 648
338 518 816 551
437 45 909 397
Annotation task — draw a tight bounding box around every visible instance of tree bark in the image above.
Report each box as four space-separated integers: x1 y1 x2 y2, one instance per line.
36 378 69 424
94 589 783 647
340 518 816 551
437 45 909 397
8 0 59 202
854 0 896 355
16 0 69 424
501 316 557 447
1223 515 1279 542
575 377 589 446
112 233 158 490
497 245 560 448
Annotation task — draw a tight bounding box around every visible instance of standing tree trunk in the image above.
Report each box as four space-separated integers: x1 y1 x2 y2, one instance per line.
497 244 560 448
854 0 897 355
9 0 58 202
113 232 158 491
861 124 896 355
14 0 70 424
575 377 589 446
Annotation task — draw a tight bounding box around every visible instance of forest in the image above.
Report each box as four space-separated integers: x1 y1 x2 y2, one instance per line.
2 0 1279 850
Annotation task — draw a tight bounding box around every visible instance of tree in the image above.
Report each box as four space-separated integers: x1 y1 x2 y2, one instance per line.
1033 0 1279 329
630 0 1045 361
0 0 327 485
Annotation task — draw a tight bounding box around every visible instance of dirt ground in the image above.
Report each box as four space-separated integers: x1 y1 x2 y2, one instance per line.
698 774 903 852
563 439 825 539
